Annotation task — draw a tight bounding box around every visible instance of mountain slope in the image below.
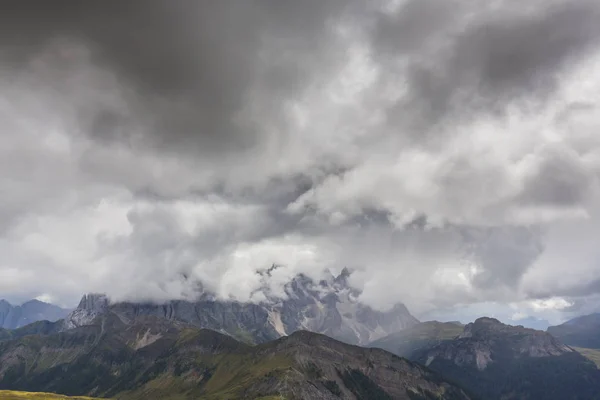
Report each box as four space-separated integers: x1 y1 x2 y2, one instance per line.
369 321 464 359
65 271 418 345
0 300 70 329
573 347 600 367
0 320 63 342
413 317 600 400
548 313 600 349
0 315 471 400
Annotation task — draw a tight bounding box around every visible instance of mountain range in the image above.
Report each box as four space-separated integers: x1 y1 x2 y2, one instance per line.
5 282 600 399
0 300 70 330
0 312 471 400
64 270 418 346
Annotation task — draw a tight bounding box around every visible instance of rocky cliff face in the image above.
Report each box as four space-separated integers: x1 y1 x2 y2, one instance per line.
442 317 574 368
414 317 600 400
0 299 70 329
64 271 418 345
63 294 109 330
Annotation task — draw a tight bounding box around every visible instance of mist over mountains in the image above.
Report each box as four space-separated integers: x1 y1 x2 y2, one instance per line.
63 269 418 346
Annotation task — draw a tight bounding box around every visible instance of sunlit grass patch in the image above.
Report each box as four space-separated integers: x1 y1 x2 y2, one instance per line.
0 391 101 400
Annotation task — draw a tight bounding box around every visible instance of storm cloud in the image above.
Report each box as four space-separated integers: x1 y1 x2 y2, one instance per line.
1 0 600 321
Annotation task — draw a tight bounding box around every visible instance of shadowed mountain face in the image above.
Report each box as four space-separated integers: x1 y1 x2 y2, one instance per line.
411 318 600 400
369 321 464 359
0 320 63 343
0 300 70 330
548 313 600 349
0 315 471 400
65 271 418 345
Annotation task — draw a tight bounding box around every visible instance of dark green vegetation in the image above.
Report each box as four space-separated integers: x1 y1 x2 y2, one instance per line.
548 313 600 349
0 315 471 400
369 321 464 359
413 318 600 400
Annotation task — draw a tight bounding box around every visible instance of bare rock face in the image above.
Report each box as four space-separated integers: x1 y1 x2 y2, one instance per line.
63 293 109 329
63 271 418 345
423 317 574 370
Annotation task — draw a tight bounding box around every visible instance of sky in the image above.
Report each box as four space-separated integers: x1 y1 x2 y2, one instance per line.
1 0 600 326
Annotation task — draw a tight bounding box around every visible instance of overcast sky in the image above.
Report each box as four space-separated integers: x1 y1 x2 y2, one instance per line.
1 0 600 325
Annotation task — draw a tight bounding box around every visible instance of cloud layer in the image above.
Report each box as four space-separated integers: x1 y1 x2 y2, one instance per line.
1 0 600 321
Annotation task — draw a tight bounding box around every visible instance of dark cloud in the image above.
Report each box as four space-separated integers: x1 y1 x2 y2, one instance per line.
0 0 357 156
373 0 600 129
530 275 600 300
519 146 593 208
461 227 544 289
373 0 465 55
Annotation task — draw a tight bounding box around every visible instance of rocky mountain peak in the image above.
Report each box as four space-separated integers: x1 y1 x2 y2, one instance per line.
77 293 109 311
458 317 504 338
424 318 574 372
62 271 418 345
412 318 600 400
64 293 109 329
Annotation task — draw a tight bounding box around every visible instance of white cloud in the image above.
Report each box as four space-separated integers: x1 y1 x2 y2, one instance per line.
1 0 600 324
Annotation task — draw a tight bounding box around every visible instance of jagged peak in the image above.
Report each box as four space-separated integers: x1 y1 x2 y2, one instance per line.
77 293 109 310
64 293 110 330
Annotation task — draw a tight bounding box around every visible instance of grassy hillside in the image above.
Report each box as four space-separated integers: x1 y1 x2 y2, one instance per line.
0 391 99 399
573 347 600 367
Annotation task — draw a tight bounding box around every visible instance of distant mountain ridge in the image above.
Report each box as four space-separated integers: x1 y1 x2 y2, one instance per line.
64 270 418 345
548 313 600 349
0 299 70 330
369 321 464 359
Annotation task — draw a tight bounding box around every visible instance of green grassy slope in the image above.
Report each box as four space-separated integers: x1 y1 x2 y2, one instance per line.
573 347 600 367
